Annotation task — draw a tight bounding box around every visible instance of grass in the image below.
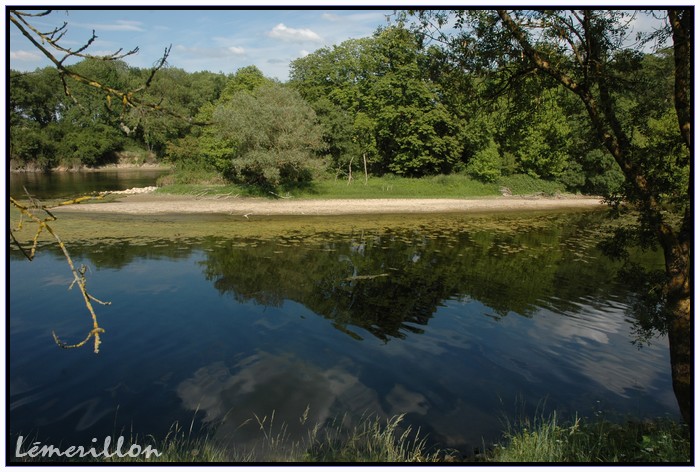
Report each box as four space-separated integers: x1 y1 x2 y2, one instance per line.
155 171 570 200
488 411 691 463
11 410 689 463
11 413 440 463
302 413 441 462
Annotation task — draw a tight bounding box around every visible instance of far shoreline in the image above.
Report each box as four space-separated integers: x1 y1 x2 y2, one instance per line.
50 192 605 217
9 163 171 173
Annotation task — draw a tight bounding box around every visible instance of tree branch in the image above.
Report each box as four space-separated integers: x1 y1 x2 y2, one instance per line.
11 195 110 353
9 10 187 123
667 9 691 149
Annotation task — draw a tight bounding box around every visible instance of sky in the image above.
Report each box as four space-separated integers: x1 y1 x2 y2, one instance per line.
8 5 675 82
8 8 396 81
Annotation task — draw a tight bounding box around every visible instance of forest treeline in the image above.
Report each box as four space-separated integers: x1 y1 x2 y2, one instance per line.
10 22 676 196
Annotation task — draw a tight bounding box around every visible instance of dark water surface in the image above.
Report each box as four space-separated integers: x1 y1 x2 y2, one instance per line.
9 210 678 458
9 169 168 199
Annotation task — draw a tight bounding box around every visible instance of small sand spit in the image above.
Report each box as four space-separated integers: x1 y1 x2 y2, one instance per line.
53 193 604 216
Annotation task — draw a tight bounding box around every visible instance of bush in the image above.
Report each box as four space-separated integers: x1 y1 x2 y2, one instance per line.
467 139 503 182
498 174 565 195
211 84 326 189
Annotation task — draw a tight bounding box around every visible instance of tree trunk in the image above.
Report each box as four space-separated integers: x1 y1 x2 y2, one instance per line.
363 152 368 185
660 230 692 426
497 8 693 428
667 290 692 426
665 9 692 426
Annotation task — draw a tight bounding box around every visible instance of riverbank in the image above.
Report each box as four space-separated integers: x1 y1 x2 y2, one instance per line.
51 192 604 216
9 163 170 173
10 412 689 463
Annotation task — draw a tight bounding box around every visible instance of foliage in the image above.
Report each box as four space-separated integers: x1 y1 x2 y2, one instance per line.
407 8 692 425
290 26 462 178
12 11 686 203
467 138 502 182
219 65 275 100
209 83 326 189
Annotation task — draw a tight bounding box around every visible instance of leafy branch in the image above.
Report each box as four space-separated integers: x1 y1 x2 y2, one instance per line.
8 9 188 121
10 194 110 353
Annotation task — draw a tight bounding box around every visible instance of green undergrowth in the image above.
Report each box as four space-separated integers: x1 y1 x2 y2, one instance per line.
11 411 689 464
155 172 570 199
488 411 690 463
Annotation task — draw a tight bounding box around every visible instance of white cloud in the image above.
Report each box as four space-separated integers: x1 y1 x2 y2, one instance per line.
92 20 144 32
321 12 389 24
72 20 144 32
10 50 41 61
321 13 340 22
268 23 322 43
174 44 245 58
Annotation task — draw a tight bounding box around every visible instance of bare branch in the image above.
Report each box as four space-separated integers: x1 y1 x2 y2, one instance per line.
9 10 187 123
10 195 110 353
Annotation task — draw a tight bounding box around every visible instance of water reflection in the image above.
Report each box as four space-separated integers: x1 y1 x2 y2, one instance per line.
177 353 385 458
9 211 676 458
199 212 623 342
9 169 168 199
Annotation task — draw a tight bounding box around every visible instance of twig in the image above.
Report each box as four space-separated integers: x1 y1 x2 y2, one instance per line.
10 195 109 353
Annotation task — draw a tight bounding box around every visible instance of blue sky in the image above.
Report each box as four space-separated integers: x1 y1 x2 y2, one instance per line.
9 8 395 81
8 6 672 81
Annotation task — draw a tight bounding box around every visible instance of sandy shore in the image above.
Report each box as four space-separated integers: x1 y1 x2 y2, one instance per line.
51 193 604 216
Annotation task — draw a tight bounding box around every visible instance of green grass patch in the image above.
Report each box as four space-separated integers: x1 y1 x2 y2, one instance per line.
498 174 567 196
12 413 439 463
488 411 690 463
156 166 226 187
155 173 572 199
300 174 499 199
11 410 689 463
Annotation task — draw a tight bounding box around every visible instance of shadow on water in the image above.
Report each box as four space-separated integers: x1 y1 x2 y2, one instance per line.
9 210 674 458
198 215 610 341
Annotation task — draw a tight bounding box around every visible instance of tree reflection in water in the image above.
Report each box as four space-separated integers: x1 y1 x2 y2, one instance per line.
200 211 632 342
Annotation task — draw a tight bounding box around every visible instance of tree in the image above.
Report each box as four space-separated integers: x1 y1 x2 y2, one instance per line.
290 38 373 176
9 10 172 118
410 9 692 425
290 26 462 178
210 83 326 189
9 67 64 168
219 65 274 101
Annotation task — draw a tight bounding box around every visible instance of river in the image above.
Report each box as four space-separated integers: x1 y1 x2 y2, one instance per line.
7 172 677 460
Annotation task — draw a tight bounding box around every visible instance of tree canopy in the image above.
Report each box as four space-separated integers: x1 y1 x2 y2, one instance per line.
406 8 691 425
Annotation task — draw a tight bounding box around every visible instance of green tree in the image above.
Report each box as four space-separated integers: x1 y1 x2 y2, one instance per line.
125 67 226 157
9 67 64 168
410 8 692 425
514 96 573 179
291 27 462 177
466 138 502 182
219 65 274 100
290 38 372 176
365 26 463 176
211 83 325 189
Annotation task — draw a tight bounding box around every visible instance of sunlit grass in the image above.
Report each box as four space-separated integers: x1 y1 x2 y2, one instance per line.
11 413 441 463
11 410 689 463
488 411 690 463
155 173 570 199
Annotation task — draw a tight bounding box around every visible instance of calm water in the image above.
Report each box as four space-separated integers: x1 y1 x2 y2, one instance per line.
9 169 168 199
8 207 678 458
